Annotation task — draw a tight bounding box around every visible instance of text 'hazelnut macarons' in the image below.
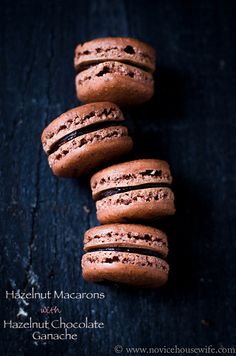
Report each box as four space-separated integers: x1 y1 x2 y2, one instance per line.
82 224 169 288
74 37 156 106
90 159 176 223
41 102 133 178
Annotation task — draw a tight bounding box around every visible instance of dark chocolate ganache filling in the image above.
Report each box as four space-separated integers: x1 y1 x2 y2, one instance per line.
48 120 123 155
86 247 165 260
95 182 171 201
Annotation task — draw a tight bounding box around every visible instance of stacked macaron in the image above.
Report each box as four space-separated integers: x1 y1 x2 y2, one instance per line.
41 102 133 177
82 224 169 288
84 159 175 288
74 37 155 106
41 37 175 288
90 159 175 224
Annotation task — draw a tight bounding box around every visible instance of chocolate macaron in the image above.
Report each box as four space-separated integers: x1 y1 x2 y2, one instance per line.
82 224 169 288
41 102 133 177
74 37 155 106
91 159 175 223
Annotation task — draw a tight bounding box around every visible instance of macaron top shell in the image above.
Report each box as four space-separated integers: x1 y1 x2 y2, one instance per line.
91 159 172 200
41 102 124 154
84 224 168 257
75 37 156 73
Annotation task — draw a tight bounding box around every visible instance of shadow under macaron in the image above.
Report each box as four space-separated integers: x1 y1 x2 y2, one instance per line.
125 65 187 124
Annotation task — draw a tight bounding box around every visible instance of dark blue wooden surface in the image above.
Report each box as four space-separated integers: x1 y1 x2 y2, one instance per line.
0 0 236 355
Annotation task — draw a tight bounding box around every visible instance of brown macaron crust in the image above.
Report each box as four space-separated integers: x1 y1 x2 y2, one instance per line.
90 159 176 223
75 37 156 73
82 224 169 288
74 37 156 106
41 102 133 178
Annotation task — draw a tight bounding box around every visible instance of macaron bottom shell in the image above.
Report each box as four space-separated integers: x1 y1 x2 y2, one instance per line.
75 62 154 106
95 187 176 224
49 134 133 178
82 251 169 288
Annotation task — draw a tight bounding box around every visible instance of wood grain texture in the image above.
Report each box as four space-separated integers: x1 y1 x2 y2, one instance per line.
0 0 236 355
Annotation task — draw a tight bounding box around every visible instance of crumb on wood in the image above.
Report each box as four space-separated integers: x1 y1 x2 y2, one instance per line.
201 319 210 327
83 205 91 214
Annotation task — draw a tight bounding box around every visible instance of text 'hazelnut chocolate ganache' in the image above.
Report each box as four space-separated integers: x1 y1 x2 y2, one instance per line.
90 159 176 224
41 102 133 178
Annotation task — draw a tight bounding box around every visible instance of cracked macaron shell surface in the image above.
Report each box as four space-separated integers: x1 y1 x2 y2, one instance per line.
90 159 176 223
